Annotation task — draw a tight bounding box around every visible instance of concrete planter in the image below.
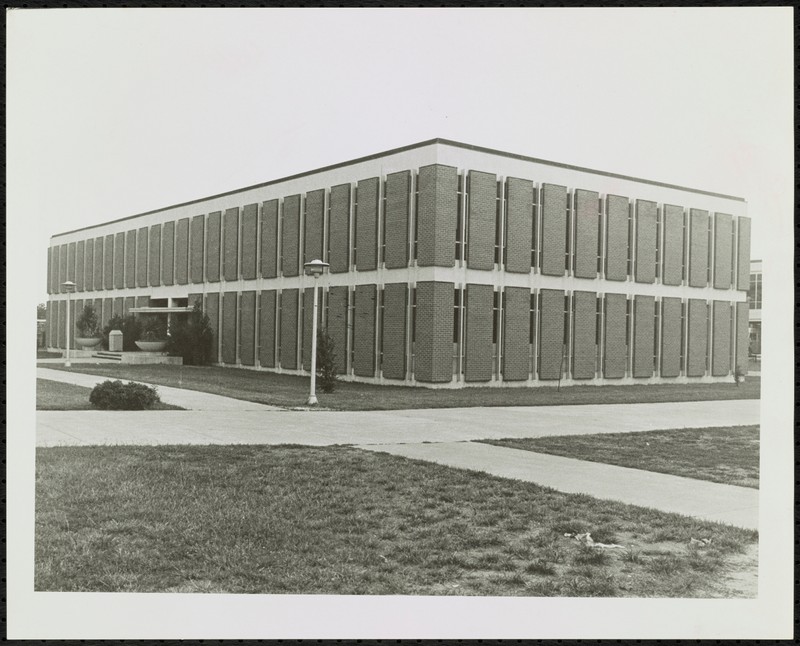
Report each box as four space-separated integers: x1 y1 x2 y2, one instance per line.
75 336 102 349
135 340 168 352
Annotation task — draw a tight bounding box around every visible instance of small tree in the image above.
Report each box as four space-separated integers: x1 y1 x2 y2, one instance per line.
140 315 168 341
76 304 101 338
316 327 338 393
167 303 214 365
37 303 47 320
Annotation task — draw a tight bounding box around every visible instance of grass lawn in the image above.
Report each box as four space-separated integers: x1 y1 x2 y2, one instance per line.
37 349 63 359
36 445 757 597
36 379 184 411
481 426 759 489
39 364 760 411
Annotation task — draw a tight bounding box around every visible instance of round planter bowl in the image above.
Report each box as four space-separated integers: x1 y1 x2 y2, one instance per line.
75 337 102 349
135 340 168 352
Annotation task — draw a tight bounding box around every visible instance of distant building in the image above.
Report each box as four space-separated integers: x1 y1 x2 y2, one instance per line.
748 259 762 357
45 139 752 387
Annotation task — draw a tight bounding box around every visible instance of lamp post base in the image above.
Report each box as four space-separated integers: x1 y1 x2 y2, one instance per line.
307 395 318 406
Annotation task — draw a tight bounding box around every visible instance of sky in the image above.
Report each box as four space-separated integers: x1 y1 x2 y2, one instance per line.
7 7 793 306
7 7 795 640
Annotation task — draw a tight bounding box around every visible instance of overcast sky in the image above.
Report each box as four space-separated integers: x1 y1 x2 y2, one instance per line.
8 7 792 302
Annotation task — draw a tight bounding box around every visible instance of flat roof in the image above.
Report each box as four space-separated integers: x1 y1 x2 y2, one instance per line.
52 138 746 238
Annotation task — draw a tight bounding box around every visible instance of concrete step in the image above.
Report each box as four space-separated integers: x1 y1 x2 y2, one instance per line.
93 351 123 361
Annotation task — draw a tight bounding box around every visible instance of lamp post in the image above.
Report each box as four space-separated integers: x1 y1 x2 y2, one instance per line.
303 259 330 405
61 281 76 367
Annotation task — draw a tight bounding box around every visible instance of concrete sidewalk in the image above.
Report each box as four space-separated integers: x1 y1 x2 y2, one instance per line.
358 441 759 530
36 398 759 447
38 367 281 411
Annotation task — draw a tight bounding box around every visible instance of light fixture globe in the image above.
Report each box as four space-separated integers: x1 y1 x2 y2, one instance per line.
303 259 329 277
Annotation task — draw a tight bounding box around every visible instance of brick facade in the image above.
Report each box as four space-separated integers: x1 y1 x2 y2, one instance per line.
686 298 708 377
711 300 731 376
660 297 682 378
465 283 494 381
190 215 204 284
46 141 748 388
540 184 567 277
205 292 220 363
260 200 278 278
258 290 277 368
381 283 407 379
280 288 299 369
328 185 350 273
114 232 125 289
572 290 597 379
574 189 599 279
538 288 565 379
223 207 239 282
239 290 256 366
384 171 410 269
689 209 709 288
161 223 174 286
353 284 377 377
281 196 300 277
605 195 629 281
326 285 349 373
136 227 148 288
635 200 657 284
221 291 237 364
662 205 684 286
355 179 379 271
467 170 497 271
505 177 534 274
736 216 750 290
633 295 655 377
304 190 325 266
736 301 748 372
414 281 453 383
502 286 531 380
206 212 221 282
85 239 94 291
604 293 627 378
175 218 189 285
75 240 85 291
417 164 457 268
713 213 733 289
241 204 258 280
148 226 161 286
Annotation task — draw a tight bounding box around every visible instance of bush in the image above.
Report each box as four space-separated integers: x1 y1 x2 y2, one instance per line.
167 303 214 365
316 327 338 393
89 380 161 410
102 315 142 351
140 315 168 342
76 304 101 337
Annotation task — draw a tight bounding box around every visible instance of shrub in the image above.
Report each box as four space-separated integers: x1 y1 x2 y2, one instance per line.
89 380 161 410
102 315 142 351
167 303 214 365
140 315 168 342
76 304 101 337
316 327 338 393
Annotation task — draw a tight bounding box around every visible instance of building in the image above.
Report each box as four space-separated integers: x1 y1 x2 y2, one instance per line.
45 138 752 387
748 259 762 357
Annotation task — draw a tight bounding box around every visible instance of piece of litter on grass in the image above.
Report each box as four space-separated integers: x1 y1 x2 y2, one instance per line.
689 537 713 547
570 532 625 549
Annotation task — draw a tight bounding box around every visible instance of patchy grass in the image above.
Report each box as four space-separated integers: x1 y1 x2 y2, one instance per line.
481 426 759 488
37 350 64 359
36 379 183 411
36 445 757 597
39 364 760 411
